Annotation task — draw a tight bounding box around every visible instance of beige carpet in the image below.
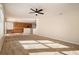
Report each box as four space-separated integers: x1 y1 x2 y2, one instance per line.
0 34 79 55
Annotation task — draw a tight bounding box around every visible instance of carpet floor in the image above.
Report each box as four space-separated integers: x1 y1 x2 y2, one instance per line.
0 34 79 55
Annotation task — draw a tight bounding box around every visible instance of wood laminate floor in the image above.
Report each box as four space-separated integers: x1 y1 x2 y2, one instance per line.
0 34 79 55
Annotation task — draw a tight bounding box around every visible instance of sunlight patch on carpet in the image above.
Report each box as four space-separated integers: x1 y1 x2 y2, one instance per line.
44 43 69 48
36 40 55 44
21 44 49 49
19 40 69 49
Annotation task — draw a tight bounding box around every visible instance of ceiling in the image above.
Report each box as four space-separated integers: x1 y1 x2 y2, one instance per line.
4 3 79 19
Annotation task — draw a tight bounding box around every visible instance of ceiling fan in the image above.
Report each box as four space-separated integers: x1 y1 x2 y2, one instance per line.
29 8 44 16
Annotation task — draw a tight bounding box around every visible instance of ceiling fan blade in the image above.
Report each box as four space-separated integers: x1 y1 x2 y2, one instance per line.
39 9 43 11
39 12 44 15
30 8 35 12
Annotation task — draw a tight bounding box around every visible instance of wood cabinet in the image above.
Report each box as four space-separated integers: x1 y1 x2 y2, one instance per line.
14 22 32 28
6 22 32 33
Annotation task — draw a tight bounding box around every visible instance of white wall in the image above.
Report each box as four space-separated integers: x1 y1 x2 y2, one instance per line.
4 3 79 45
0 4 4 51
36 4 79 45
